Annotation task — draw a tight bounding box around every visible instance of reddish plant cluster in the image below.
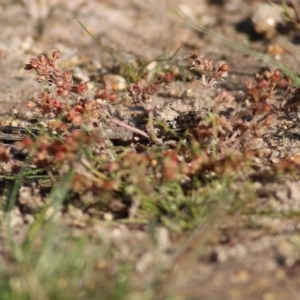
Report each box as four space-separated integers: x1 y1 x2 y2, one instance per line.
25 50 88 98
21 130 96 168
245 68 290 105
189 50 228 95
24 50 182 142
17 49 300 214
25 50 92 125
127 67 179 141
18 129 121 193
189 59 290 156
127 67 179 109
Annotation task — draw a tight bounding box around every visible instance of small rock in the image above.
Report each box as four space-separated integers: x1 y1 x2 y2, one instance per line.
103 74 127 91
251 2 295 38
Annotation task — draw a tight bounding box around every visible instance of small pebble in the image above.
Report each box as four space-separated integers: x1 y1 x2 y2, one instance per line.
103 74 127 91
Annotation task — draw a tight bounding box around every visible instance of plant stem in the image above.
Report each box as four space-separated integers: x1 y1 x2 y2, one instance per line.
104 109 149 139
